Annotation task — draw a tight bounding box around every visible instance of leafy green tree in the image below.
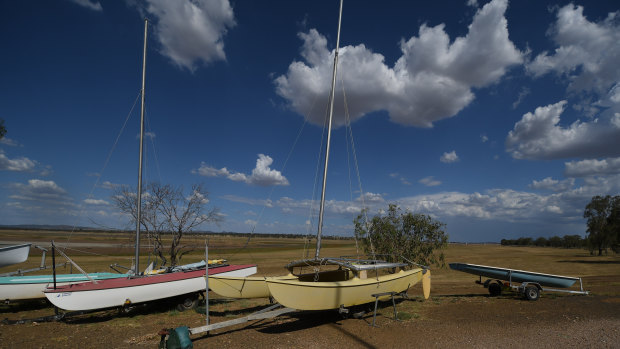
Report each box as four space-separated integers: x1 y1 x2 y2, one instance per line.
0 119 6 140
584 195 620 256
353 204 449 267
534 237 548 247
548 235 562 248
562 235 583 249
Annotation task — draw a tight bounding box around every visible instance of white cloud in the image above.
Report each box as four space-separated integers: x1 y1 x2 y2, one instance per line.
189 190 210 204
506 100 620 159
480 134 488 143
419 176 442 187
69 0 102 12
466 0 478 8
389 172 411 185
221 195 273 208
440 151 459 163
275 0 522 128
9 179 70 204
512 87 530 109
100 181 120 189
529 177 575 192
565 157 620 177
144 0 236 71
356 192 385 203
0 151 36 172
84 198 109 205
0 137 20 146
526 4 620 95
244 219 257 226
193 154 289 186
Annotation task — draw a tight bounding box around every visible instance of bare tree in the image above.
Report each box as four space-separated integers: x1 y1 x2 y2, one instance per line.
112 182 221 267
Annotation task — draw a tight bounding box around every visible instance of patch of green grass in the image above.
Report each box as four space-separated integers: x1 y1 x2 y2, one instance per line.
168 310 179 316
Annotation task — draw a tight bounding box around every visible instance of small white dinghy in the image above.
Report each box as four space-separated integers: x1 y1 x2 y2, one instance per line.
0 243 31 268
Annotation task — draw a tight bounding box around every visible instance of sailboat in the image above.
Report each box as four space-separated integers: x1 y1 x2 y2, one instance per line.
210 0 430 310
44 19 256 312
264 0 429 310
0 243 129 302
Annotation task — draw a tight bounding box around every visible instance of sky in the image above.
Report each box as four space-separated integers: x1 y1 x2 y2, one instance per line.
1 0 619 242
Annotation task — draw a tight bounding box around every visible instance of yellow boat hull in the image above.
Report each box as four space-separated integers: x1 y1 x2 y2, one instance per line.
266 268 424 310
209 274 297 299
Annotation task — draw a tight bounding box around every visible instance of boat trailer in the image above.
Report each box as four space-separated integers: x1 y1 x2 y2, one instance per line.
477 272 589 301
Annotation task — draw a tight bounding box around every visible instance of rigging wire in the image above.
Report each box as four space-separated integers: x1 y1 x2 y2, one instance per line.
64 92 142 251
303 91 332 260
340 77 376 261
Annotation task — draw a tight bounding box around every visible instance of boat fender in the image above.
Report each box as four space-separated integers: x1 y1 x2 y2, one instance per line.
161 326 193 349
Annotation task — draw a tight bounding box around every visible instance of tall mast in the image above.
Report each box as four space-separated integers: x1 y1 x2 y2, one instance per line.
315 0 343 260
135 18 148 275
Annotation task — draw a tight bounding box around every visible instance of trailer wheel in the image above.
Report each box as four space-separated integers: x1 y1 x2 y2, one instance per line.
488 282 502 297
524 286 540 301
176 293 199 311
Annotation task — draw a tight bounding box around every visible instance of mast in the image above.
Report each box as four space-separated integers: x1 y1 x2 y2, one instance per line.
135 18 148 275
315 0 343 260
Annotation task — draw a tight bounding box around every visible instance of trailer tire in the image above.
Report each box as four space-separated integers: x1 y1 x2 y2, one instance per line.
488 282 502 297
176 293 199 311
524 286 540 301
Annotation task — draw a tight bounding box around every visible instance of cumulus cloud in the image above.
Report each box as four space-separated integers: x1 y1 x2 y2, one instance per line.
9 179 69 203
193 154 289 186
0 151 36 172
440 151 459 163
419 176 442 187
84 198 109 205
526 4 620 95
529 177 575 192
69 0 102 12
506 100 620 159
356 192 385 203
275 0 522 128
565 157 620 177
144 0 236 71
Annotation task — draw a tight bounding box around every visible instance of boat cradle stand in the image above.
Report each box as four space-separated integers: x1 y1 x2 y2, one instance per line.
370 291 406 327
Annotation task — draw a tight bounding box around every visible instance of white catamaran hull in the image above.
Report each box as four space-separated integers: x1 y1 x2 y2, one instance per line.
266 268 424 310
45 265 256 311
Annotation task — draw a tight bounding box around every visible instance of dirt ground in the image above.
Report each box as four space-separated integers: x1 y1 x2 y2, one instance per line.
1 235 619 348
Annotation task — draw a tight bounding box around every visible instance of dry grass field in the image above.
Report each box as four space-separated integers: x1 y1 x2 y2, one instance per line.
1 230 619 348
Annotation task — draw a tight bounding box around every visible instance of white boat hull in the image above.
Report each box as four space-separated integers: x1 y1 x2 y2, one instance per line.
0 243 31 268
45 265 256 311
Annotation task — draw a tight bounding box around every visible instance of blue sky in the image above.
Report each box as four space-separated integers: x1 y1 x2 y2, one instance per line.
1 0 619 242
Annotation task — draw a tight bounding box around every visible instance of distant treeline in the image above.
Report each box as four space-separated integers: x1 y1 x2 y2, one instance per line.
500 235 586 248
0 226 353 241
187 231 355 241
